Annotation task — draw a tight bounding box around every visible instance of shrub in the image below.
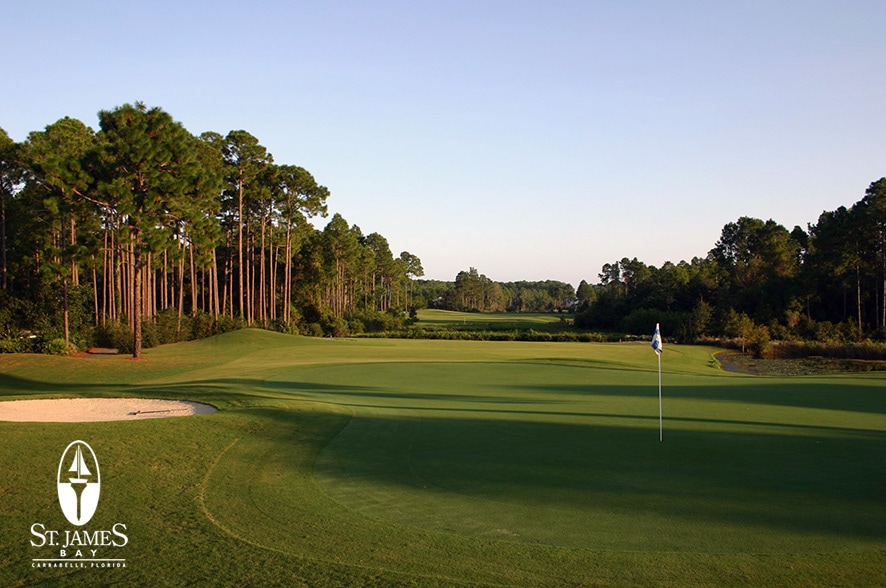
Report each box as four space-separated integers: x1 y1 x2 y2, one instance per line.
154 308 186 345
95 321 135 354
42 337 76 356
748 324 771 358
323 316 350 337
304 323 324 337
191 311 219 339
0 337 27 353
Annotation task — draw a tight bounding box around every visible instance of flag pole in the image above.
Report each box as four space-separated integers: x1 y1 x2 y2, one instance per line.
658 350 662 442
652 323 663 442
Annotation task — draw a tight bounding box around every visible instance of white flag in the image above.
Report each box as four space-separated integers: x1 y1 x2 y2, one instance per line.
651 323 662 355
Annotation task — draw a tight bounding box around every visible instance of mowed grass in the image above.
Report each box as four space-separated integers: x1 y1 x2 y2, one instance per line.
415 309 571 330
0 329 884 586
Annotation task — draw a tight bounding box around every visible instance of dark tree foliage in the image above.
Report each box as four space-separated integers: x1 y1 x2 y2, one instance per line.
575 182 886 344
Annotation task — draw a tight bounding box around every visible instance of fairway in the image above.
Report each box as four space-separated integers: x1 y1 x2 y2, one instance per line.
1 329 884 586
414 309 570 328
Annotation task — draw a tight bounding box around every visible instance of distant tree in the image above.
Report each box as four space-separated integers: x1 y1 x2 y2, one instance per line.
855 178 886 330
363 232 396 311
21 117 97 345
94 102 204 358
0 128 22 291
444 267 504 312
725 310 756 354
576 279 596 306
711 217 800 325
190 132 226 322
320 213 362 318
399 251 424 312
804 206 865 332
270 164 328 324
689 298 713 341
221 130 272 321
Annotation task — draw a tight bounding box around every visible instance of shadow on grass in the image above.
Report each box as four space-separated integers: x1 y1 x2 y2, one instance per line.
0 373 109 394
228 366 884 548
506 380 886 415
310 409 885 547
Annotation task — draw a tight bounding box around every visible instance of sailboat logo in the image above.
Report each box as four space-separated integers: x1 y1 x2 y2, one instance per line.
57 441 101 526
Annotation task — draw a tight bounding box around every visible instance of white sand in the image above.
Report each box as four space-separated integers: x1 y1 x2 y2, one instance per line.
0 398 217 422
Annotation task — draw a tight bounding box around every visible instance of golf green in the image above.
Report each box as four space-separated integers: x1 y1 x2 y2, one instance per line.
272 361 884 553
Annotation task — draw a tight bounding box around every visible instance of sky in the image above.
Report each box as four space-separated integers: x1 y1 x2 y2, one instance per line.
2 1 885 287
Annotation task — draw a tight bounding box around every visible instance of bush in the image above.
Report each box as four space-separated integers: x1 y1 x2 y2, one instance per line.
42 337 76 356
748 324 771 358
95 321 135 354
304 323 324 337
191 311 220 339
768 340 886 361
0 337 28 353
352 310 408 333
153 309 186 345
324 316 350 337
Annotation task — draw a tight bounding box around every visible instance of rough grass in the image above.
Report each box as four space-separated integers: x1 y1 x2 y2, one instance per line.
1 329 884 586
720 351 886 375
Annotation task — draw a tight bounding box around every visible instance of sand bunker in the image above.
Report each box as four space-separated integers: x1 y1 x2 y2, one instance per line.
0 398 217 422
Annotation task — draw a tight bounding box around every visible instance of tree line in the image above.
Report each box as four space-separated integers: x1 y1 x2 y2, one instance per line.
1 102 882 357
415 270 576 313
574 179 886 352
409 178 885 354
0 103 422 356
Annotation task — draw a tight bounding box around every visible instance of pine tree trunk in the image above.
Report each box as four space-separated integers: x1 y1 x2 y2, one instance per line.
222 247 230 319
0 192 7 290
857 263 863 333
245 228 251 324
162 250 168 311
238 181 245 320
62 275 70 346
178 248 185 334
92 265 99 327
128 239 135 330
212 248 221 320
105 230 113 323
70 216 79 286
190 243 197 317
284 220 292 324
132 234 143 359
259 215 266 326
269 228 276 322
113 230 121 321
146 252 155 319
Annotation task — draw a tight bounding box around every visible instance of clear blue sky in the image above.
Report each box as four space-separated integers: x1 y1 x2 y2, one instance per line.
3 1 884 286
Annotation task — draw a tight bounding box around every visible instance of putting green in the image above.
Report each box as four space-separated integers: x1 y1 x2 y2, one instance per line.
265 361 885 553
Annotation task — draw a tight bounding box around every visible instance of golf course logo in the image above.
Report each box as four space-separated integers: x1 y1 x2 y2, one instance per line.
57 441 100 526
31 440 127 570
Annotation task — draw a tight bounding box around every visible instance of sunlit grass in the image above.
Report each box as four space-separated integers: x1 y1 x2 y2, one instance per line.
415 308 569 328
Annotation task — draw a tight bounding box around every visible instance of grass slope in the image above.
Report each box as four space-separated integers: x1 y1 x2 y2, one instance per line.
0 329 884 586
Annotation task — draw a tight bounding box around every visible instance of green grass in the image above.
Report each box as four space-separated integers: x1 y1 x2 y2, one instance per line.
415 309 570 330
1 329 884 586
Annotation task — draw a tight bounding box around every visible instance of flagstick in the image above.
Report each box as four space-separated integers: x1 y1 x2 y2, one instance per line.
658 351 662 442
